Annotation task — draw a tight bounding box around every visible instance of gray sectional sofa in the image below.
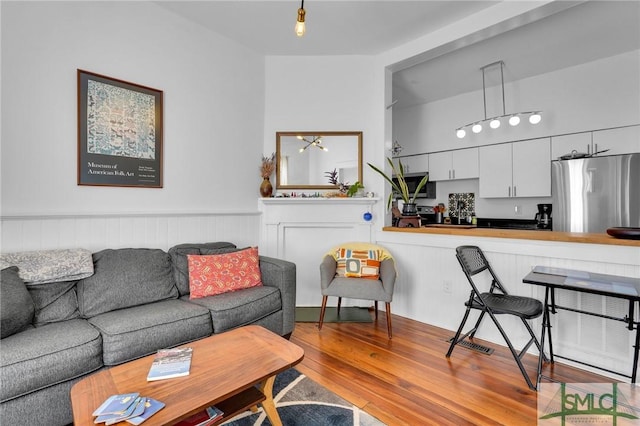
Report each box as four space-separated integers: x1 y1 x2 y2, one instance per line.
0 242 296 426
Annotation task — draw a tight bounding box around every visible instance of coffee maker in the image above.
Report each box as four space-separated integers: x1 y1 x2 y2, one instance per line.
535 204 552 229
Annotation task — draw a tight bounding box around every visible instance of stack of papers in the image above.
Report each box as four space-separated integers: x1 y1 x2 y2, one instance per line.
92 393 164 425
174 406 224 426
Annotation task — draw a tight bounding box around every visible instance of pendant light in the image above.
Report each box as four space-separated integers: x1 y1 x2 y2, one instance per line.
295 0 306 37
455 61 542 139
297 135 327 153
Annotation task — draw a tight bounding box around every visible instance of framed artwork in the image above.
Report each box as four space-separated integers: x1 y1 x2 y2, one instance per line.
77 69 163 188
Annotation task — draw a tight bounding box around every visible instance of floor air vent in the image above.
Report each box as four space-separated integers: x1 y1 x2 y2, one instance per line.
447 338 494 355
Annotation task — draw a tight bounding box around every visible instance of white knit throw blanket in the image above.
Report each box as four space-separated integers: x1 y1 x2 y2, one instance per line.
0 248 94 285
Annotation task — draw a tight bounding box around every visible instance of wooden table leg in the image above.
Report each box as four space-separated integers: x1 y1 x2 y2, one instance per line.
258 375 281 426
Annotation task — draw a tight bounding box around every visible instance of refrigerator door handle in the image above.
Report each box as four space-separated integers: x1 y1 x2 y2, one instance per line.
586 168 595 193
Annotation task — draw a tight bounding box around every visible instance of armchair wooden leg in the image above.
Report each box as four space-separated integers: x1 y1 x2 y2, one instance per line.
318 296 328 331
385 302 393 339
374 301 379 320
337 297 342 314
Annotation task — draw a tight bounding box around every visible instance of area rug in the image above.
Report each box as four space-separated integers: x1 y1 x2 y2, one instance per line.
295 307 373 323
222 368 385 426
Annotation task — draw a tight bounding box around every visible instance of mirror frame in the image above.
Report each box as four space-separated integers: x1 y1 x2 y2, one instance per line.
275 131 363 190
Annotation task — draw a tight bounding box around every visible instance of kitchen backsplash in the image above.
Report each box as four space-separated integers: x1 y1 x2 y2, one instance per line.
416 179 552 219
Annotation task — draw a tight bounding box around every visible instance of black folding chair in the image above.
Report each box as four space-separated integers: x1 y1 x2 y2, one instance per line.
446 245 546 390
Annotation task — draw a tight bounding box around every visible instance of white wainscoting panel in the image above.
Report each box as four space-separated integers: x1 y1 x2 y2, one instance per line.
259 197 380 306
0 212 260 253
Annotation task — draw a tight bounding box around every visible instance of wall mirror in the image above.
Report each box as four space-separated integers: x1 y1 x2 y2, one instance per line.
276 131 363 190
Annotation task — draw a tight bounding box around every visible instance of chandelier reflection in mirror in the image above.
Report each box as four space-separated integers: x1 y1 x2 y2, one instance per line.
297 135 328 153
456 60 542 139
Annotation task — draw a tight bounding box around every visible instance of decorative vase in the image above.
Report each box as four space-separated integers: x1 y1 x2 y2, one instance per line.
260 177 273 197
402 202 418 216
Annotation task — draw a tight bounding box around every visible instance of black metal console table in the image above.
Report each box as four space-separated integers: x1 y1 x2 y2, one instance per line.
523 266 640 386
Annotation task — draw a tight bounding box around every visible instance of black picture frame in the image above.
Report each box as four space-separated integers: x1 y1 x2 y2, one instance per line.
77 69 163 188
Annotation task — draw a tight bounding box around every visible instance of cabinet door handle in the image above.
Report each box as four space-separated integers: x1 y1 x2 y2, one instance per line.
452 169 455 179
508 186 511 197
594 143 598 155
448 170 451 179
513 186 517 197
587 144 591 155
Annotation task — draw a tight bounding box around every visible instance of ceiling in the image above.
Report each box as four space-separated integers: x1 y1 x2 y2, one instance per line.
157 1 640 108
156 0 499 56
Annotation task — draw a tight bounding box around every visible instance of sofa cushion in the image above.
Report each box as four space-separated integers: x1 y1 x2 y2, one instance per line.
88 299 212 366
168 242 237 296
77 248 179 317
187 247 263 298
0 318 102 402
1 266 35 338
182 285 281 333
27 280 80 326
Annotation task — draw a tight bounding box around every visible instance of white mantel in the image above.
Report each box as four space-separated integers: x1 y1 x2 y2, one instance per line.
258 197 380 306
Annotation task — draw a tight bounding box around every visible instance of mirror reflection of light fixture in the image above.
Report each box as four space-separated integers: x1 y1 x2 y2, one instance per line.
295 0 306 37
297 135 327 153
455 60 542 139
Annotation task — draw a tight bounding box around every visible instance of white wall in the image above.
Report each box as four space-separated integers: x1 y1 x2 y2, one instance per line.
1 1 265 218
263 55 384 194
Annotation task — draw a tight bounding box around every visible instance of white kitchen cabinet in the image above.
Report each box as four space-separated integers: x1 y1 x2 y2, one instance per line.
551 125 640 160
592 125 640 156
479 138 551 198
428 148 478 181
551 133 592 160
393 154 428 174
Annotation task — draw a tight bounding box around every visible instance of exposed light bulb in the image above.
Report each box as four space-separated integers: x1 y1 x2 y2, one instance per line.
489 118 501 129
295 8 306 37
529 113 542 124
456 129 466 139
509 115 521 126
472 123 482 134
299 148 304 153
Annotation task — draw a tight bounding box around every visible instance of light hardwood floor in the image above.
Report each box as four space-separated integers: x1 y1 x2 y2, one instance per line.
290 310 614 426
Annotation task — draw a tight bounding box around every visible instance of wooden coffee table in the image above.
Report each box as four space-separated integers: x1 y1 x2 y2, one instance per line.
71 325 304 426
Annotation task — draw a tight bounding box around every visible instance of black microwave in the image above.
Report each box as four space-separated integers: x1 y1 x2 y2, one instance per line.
392 172 436 199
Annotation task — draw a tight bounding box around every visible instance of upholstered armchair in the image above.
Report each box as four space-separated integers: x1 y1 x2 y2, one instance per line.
318 243 397 338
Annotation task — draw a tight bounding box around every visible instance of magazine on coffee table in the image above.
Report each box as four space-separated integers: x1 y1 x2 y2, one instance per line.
147 347 193 381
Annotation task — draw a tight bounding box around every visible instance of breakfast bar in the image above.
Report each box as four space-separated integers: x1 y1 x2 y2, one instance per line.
376 225 640 381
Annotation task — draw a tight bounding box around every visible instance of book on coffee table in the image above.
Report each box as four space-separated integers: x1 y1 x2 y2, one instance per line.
147 347 193 381
96 397 146 425
92 393 140 417
126 398 165 425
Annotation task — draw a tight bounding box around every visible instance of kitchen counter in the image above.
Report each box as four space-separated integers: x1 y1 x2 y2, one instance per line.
382 226 640 247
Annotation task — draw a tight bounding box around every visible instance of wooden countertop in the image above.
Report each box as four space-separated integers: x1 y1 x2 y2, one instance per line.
382 226 640 247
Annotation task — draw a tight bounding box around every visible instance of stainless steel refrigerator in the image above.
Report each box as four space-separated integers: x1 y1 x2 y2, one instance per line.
552 153 640 233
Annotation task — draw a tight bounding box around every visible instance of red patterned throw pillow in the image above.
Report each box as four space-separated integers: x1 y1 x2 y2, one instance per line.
335 248 381 280
187 247 263 298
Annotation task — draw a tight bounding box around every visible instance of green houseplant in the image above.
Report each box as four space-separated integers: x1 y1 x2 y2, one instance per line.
368 158 429 213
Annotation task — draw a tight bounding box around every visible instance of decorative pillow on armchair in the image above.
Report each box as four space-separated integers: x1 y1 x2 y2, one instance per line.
187 247 263 298
335 248 381 280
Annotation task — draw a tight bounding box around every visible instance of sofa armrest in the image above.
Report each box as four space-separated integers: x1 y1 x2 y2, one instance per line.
259 256 296 337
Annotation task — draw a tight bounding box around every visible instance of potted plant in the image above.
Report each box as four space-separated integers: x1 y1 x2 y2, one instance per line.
368 158 429 215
